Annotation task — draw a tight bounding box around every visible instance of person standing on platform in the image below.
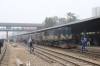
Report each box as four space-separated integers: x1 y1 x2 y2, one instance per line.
81 36 83 44
82 36 88 53
87 37 91 46
29 39 35 54
0 39 3 54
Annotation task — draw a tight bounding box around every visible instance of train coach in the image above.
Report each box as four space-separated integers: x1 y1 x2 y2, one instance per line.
39 26 76 48
10 26 76 49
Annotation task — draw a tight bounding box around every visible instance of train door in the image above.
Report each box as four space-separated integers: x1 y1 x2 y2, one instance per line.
58 28 61 40
54 29 58 40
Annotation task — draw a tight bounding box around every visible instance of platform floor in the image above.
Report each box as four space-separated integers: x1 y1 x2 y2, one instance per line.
8 43 59 66
77 45 100 52
7 42 100 66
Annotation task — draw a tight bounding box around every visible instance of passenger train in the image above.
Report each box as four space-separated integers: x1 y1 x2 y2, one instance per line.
8 16 100 48
9 26 77 49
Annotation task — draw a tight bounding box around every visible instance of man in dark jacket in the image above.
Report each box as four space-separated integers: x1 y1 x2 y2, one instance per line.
0 39 3 54
30 39 35 54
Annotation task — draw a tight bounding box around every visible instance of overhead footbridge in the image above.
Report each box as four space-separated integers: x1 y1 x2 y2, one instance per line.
0 23 43 39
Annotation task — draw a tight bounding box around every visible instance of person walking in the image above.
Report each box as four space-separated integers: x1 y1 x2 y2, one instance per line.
87 37 91 46
29 39 35 54
82 36 88 53
81 36 83 44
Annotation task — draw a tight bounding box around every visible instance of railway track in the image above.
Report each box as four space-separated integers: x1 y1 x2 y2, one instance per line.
35 46 100 66
67 48 100 58
38 45 100 59
63 48 100 62
20 44 73 66
20 43 100 66
20 44 70 66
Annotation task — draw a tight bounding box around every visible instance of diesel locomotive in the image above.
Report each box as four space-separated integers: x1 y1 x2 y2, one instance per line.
9 26 76 48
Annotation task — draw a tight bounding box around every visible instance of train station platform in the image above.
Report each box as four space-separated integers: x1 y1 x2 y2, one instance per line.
7 43 52 66
77 45 100 52
0 42 9 66
6 42 100 66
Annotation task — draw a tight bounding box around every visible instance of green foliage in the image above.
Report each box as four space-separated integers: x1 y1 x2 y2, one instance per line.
58 18 67 25
66 12 77 22
43 12 79 28
44 17 57 28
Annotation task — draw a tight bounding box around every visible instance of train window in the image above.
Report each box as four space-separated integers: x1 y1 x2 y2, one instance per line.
44 31 47 36
42 32 44 35
48 30 52 35
58 28 62 30
51 30 54 35
54 29 57 35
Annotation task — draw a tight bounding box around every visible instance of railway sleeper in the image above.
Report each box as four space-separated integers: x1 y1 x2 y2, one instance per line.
35 49 75 66
35 50 55 64
35 50 68 66
35 48 91 66
36 46 100 66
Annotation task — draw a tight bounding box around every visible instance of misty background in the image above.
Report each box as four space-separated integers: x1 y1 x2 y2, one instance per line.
0 0 100 38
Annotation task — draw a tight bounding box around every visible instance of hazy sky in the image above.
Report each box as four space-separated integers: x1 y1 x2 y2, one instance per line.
0 0 100 38
0 0 100 23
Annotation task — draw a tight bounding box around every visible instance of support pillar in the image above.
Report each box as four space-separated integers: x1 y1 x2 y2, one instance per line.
6 31 8 39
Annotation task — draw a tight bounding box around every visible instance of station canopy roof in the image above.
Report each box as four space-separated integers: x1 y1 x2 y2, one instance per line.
36 15 100 33
11 15 100 36
67 16 100 33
